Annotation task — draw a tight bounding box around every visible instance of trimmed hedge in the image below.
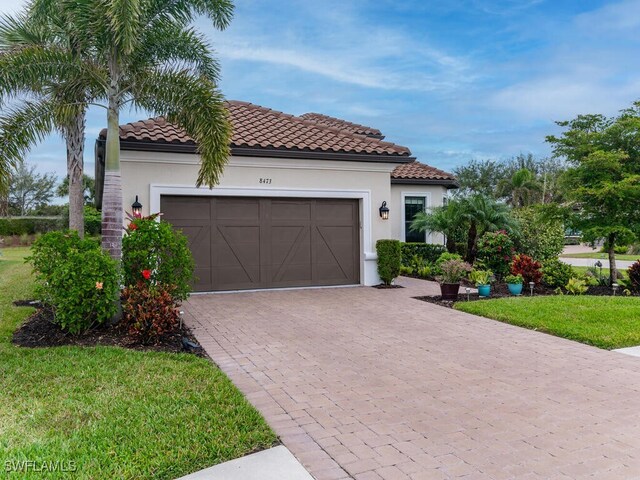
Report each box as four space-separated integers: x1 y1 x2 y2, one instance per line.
376 239 402 285
0 217 62 236
401 242 446 267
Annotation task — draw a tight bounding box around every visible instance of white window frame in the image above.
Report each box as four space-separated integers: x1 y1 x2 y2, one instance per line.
400 192 432 244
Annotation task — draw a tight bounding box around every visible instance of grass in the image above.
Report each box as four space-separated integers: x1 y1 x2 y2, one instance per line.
572 266 629 279
562 252 640 261
0 247 276 480
455 295 640 350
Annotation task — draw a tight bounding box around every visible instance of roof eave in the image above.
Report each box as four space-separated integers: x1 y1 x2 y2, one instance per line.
117 139 415 164
391 178 459 189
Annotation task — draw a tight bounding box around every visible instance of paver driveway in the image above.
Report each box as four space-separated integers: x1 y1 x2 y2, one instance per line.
183 277 640 480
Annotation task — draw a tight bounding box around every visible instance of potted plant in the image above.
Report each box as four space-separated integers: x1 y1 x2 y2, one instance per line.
505 273 524 295
438 259 472 300
470 269 493 297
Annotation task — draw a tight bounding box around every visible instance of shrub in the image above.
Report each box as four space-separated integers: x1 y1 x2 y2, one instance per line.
121 281 180 344
376 239 402 285
628 261 640 292
29 231 119 333
510 254 542 284
0 216 62 236
439 259 472 284
477 230 515 279
401 243 446 266
601 244 630 255
399 265 413 276
60 205 102 235
541 259 575 288
512 207 565 262
434 252 463 275
122 215 194 301
565 277 588 295
469 269 492 286
504 273 523 284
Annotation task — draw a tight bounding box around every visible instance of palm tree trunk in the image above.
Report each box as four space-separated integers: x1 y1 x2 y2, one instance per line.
101 65 123 260
608 232 618 285
65 110 85 236
466 221 477 263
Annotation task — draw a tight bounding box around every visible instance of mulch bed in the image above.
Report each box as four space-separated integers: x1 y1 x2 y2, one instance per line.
415 282 636 309
11 301 204 356
372 284 404 289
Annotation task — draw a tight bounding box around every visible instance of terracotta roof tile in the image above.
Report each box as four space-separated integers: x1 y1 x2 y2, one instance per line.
105 101 411 157
391 162 457 183
299 112 384 138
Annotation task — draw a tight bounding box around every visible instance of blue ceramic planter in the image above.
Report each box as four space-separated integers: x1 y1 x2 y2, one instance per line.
477 284 491 297
507 283 523 295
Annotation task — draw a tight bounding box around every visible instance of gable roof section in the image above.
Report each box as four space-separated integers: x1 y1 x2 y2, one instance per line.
102 100 413 163
391 162 459 188
299 112 384 139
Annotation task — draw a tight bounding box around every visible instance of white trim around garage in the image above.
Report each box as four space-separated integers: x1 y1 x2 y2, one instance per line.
149 184 379 286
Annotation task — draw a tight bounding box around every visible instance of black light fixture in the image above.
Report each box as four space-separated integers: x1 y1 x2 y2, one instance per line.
131 195 143 218
379 201 389 220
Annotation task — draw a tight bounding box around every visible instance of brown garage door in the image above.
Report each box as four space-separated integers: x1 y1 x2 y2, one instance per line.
161 196 360 291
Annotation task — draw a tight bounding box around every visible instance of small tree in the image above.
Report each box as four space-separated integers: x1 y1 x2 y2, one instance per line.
57 175 95 205
8 162 57 216
547 102 640 284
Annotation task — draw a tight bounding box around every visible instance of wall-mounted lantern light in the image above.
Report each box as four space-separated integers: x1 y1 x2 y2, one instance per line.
379 201 389 220
131 195 143 218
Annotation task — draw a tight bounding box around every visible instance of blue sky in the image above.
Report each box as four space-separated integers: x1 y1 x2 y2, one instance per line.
4 0 640 184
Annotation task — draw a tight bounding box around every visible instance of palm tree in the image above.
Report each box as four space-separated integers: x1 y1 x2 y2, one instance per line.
0 0 234 258
411 200 464 254
459 194 516 263
0 9 90 234
498 168 541 207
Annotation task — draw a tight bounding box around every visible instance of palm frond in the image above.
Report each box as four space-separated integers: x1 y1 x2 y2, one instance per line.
130 69 231 188
132 23 220 81
106 0 142 54
0 98 60 194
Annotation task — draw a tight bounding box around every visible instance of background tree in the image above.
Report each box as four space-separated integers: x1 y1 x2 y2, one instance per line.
453 159 505 196
547 102 640 283
497 168 541 207
8 161 57 216
57 174 95 205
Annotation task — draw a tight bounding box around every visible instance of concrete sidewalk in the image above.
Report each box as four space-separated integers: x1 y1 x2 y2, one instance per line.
177 446 313 480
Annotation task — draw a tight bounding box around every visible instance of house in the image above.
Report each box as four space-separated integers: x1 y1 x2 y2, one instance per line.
95 101 457 291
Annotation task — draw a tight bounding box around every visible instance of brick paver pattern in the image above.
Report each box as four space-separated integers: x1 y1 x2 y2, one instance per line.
183 277 640 479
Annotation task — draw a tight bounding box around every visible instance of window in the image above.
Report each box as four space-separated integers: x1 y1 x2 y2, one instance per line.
404 196 426 242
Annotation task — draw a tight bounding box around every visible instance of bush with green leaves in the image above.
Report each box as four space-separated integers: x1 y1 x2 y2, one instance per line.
469 269 493 286
60 205 102 235
434 252 463 275
565 277 588 295
504 273 523 284
512 207 565 262
0 216 61 236
376 239 402 285
476 230 515 279
28 231 119 333
541 259 575 288
122 215 194 301
401 243 446 266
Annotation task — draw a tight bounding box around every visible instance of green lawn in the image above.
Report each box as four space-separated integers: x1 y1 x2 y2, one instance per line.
572 266 629 279
455 295 640 349
562 252 640 261
0 247 276 479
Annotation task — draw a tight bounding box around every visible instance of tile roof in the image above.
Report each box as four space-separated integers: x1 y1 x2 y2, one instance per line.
106 100 411 158
299 112 384 138
391 162 458 184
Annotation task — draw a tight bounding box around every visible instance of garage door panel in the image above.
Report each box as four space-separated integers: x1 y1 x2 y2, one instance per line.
161 196 359 291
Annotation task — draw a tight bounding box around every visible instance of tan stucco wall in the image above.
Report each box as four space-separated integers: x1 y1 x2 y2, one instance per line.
389 183 449 245
120 150 401 285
